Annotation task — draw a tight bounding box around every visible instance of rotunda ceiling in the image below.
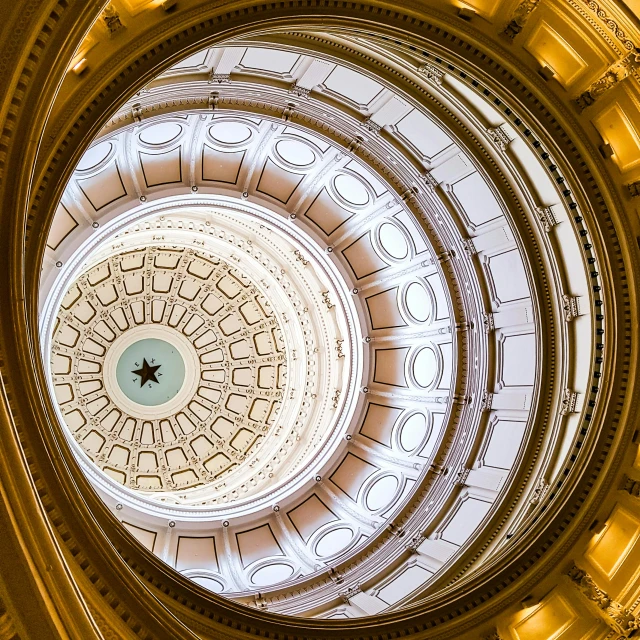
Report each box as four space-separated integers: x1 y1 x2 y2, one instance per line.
38 36 596 620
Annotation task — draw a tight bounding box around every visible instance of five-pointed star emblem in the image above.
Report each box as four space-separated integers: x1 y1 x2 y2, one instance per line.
131 358 161 387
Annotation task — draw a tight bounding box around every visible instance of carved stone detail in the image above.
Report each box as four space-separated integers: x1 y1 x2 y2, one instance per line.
628 181 640 197
328 567 345 585
401 185 420 203
567 564 640 636
362 116 381 133
131 103 142 123
406 533 426 554
560 389 578 415
338 584 361 604
455 465 471 486
102 3 124 35
575 49 640 111
621 475 640 498
321 291 335 310
463 238 477 256
529 478 549 505
535 206 558 232
482 313 495 333
282 102 297 122
293 250 309 266
483 631 504 640
562 294 580 321
423 171 440 190
208 91 220 110
347 135 364 153
502 0 540 40
417 62 444 85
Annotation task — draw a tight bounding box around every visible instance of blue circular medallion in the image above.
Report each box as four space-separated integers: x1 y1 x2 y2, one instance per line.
116 338 186 406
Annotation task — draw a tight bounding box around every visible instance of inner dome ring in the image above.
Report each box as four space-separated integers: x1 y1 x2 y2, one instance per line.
45 196 365 520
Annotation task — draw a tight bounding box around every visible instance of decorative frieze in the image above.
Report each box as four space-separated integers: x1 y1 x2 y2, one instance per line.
502 0 540 40
575 49 640 111
560 389 578 415
567 564 640 636
578 0 636 51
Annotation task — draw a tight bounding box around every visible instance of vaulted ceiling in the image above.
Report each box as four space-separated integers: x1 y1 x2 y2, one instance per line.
41 40 581 619
1 1 640 639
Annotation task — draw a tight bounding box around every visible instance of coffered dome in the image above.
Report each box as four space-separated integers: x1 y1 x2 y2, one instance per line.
38 37 581 617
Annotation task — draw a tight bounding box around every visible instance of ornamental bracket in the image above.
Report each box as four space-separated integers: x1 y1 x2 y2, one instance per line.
417 62 444 85
102 3 125 35
560 389 578 415
567 563 640 636
535 206 558 232
480 391 493 411
502 0 540 40
338 584 361 605
562 294 580 321
289 82 310 98
487 125 512 151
